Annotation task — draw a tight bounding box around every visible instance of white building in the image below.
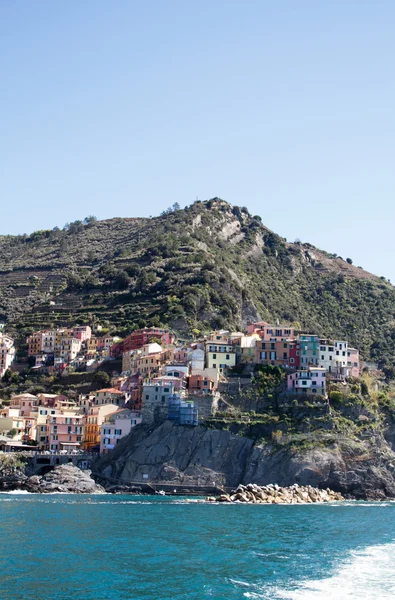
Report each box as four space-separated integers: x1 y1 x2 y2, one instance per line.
318 339 349 375
0 334 15 378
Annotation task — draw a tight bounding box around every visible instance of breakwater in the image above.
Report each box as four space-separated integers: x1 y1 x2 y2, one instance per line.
209 482 344 503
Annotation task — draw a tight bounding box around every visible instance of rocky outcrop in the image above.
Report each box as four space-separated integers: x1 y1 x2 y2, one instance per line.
94 422 395 499
209 483 343 504
25 464 105 494
95 421 253 488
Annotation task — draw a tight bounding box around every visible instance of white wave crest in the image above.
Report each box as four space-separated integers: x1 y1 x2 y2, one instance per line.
271 542 395 599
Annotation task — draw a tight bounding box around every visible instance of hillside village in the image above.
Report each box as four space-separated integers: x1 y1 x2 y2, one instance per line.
0 320 365 455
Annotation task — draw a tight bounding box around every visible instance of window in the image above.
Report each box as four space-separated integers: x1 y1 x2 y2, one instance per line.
336 351 339 356
161 396 166 402
226 354 230 360
213 364 216 368
164 388 169 393
283 352 287 359
290 358 294 364
302 381 307 386
115 429 122 435
213 353 217 359
145 394 149 400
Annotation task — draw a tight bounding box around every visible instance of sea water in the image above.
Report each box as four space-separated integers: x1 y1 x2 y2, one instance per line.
0 494 394 600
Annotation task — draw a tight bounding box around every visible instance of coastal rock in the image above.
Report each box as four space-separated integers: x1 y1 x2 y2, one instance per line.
93 422 395 500
27 464 105 494
212 483 343 504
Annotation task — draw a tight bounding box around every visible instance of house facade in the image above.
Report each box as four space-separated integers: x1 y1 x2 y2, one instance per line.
287 367 327 396
100 409 142 453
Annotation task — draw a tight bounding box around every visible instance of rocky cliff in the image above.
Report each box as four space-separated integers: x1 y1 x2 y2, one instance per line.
94 421 395 500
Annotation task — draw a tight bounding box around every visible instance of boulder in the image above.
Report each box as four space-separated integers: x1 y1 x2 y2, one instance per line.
27 464 105 494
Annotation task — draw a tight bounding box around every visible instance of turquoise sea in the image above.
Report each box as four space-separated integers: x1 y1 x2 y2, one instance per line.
1 494 394 599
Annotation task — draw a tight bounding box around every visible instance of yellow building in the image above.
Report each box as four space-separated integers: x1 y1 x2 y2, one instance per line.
205 340 236 373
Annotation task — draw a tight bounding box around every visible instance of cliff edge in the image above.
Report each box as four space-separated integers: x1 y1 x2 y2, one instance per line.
94 421 395 499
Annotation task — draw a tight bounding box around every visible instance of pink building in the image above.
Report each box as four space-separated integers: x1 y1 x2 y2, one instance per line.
73 326 92 343
47 412 84 452
247 321 270 334
347 348 360 378
100 409 142 453
173 347 189 363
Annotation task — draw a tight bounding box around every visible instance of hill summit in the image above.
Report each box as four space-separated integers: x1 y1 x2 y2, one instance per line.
0 199 394 369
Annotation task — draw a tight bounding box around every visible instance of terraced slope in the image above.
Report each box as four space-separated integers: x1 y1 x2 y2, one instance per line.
1 199 395 369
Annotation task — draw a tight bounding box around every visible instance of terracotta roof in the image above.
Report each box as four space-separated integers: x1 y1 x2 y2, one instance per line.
96 388 124 394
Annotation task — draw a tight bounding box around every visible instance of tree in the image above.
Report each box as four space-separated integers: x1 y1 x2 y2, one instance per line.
346 258 353 265
115 270 131 290
93 371 111 388
84 215 97 226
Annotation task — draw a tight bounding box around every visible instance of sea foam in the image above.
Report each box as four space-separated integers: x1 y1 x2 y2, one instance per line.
270 542 395 599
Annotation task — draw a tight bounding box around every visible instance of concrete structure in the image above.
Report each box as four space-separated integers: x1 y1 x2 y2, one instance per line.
287 367 327 395
168 395 198 426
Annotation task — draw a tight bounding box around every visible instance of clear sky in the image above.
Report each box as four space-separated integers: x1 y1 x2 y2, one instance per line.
1 1 394 280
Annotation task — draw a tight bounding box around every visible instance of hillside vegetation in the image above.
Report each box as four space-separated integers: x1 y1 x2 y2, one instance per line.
1 199 395 370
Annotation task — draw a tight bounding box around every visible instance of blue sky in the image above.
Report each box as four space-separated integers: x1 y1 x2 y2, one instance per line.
1 1 394 280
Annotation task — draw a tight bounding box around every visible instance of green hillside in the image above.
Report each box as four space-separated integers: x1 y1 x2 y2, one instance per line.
1 199 395 371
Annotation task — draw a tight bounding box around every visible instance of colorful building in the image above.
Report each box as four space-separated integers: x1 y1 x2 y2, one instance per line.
287 367 327 396
111 328 175 356
84 403 120 450
205 340 236 373
47 411 84 452
298 335 320 367
347 348 360 378
318 339 349 376
100 409 142 453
